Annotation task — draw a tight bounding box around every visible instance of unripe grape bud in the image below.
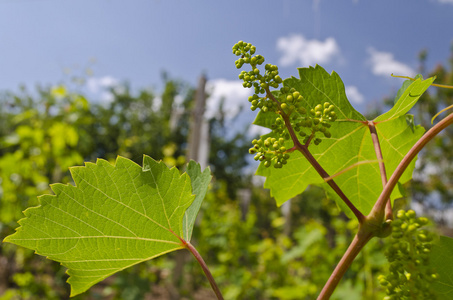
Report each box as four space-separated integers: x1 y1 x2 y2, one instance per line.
397 210 406 219
406 210 416 219
417 217 429 225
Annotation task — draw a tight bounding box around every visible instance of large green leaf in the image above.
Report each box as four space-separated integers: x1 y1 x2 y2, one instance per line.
255 66 431 216
430 235 453 299
4 156 210 296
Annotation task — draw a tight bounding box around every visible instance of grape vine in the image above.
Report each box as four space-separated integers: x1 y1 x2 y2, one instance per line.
232 40 453 300
3 40 453 300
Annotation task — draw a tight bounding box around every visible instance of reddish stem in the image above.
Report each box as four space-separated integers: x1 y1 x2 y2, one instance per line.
264 88 365 223
184 241 224 300
367 121 393 220
317 230 373 299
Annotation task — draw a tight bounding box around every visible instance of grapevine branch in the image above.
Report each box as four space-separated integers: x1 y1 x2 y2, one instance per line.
319 112 453 299
317 230 373 300
265 87 366 223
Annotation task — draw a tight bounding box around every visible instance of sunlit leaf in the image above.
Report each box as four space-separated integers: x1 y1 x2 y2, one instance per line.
4 156 210 296
254 66 432 216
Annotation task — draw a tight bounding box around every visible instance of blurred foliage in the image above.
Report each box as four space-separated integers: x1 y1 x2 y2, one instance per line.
364 46 453 228
3 50 453 299
191 183 387 300
409 46 453 212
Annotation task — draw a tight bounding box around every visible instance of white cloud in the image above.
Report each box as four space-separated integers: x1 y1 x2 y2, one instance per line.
206 79 272 137
367 47 415 77
86 76 120 103
345 86 365 104
87 76 118 93
276 34 340 67
205 79 252 120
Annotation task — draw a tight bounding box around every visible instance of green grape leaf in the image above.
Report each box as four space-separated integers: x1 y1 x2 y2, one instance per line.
4 156 210 296
285 65 367 122
430 235 453 299
183 160 212 241
393 74 423 105
375 76 435 122
254 66 429 216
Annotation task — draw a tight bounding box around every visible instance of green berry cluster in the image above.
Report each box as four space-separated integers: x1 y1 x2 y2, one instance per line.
234 41 337 168
249 137 290 168
378 209 438 300
269 100 337 145
233 41 284 112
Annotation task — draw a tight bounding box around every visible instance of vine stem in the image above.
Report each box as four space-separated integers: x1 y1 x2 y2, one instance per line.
317 230 373 300
367 121 393 220
264 88 365 223
183 240 224 300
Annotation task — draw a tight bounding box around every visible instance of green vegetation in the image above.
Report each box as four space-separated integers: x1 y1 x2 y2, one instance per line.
1 41 453 300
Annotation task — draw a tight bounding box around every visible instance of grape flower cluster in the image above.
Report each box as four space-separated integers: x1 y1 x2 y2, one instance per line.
378 209 438 300
233 41 337 168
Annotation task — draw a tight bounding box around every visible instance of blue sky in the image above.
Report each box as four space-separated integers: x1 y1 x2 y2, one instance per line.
0 0 452 121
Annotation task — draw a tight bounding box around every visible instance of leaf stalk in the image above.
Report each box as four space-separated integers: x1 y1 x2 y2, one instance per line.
184 241 225 300
367 121 393 221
